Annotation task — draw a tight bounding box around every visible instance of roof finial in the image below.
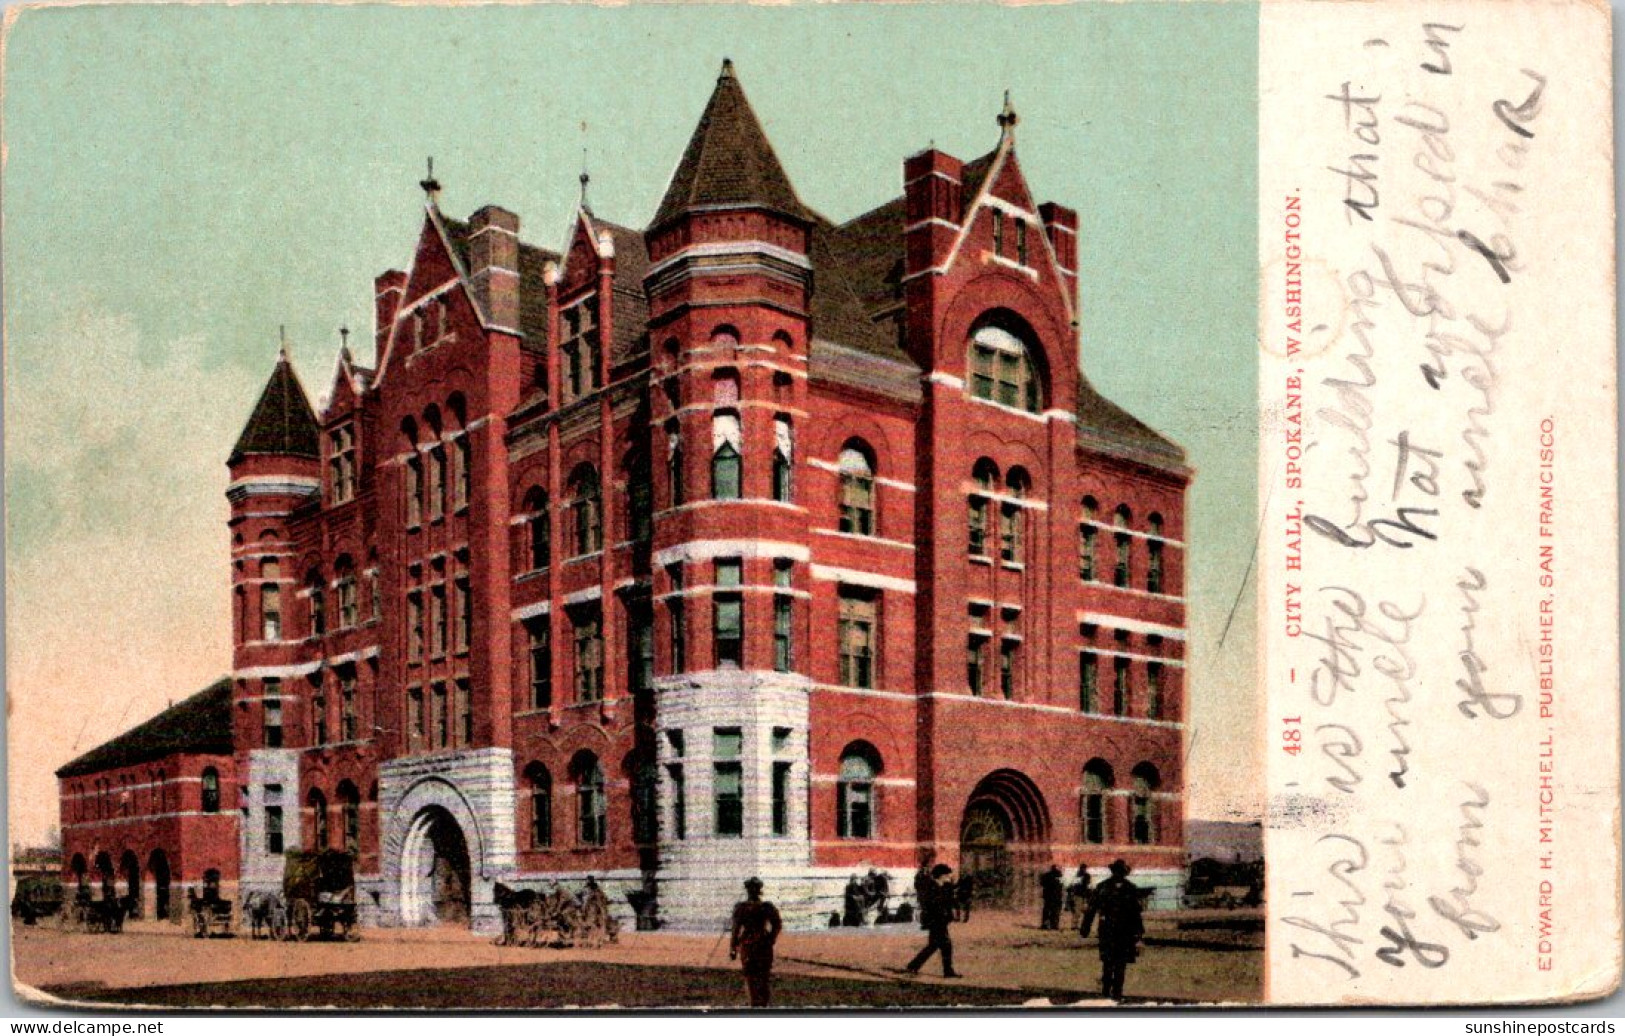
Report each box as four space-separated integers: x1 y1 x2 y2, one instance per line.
339 325 351 352
719 57 734 80
579 123 592 214
278 324 288 358
998 90 1019 135
419 156 442 203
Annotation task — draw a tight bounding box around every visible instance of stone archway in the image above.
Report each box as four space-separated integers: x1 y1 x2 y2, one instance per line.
960 769 1052 908
147 850 171 921
384 777 488 929
119 851 141 918
401 806 472 926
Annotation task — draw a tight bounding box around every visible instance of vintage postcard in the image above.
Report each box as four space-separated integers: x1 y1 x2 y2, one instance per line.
0 0 1613 1013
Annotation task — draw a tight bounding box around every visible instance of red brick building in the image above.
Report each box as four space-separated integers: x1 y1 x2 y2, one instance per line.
56 680 238 920
72 62 1190 931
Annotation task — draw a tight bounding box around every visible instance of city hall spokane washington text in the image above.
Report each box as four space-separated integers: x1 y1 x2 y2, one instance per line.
56 63 1192 933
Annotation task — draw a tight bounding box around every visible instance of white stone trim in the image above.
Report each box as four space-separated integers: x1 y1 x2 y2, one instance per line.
1088 646 1185 669
512 599 551 621
653 540 810 567
655 499 807 519
812 528 916 551
234 662 323 679
563 586 602 607
926 371 966 390
1080 521 1186 548
809 565 915 594
805 458 916 493
646 240 812 279
811 683 914 703
926 693 1184 728
1079 613 1187 641
905 217 961 233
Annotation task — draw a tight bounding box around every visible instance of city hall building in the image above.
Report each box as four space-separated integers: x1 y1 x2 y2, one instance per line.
61 63 1191 931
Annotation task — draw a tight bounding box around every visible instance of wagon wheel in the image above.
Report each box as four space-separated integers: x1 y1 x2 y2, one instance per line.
192 909 207 938
291 899 313 942
269 903 288 942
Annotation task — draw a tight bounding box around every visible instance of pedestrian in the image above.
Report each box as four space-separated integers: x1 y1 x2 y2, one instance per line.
729 877 783 1008
954 873 973 922
1082 859 1145 1000
1068 864 1093 919
905 863 961 978
865 868 891 922
1039 864 1064 930
912 851 935 908
842 874 865 927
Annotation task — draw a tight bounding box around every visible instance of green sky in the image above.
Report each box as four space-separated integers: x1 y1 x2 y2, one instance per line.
3 2 1258 846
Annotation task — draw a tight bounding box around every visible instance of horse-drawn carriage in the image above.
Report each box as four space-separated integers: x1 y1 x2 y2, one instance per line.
188 887 234 938
62 888 129 934
493 879 618 949
244 849 359 941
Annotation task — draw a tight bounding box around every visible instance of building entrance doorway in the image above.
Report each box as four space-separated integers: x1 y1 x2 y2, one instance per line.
400 805 472 926
148 850 171 920
959 769 1052 909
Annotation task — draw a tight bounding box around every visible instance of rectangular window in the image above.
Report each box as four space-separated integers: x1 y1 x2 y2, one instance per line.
773 594 793 673
406 455 423 527
453 434 471 511
772 761 791 837
992 210 1005 256
328 425 356 504
456 679 473 746
528 620 552 709
263 686 283 749
1080 524 1097 581
431 682 449 749
969 497 988 556
262 582 282 641
337 575 357 630
967 635 987 696
407 687 425 748
630 607 654 694
1114 656 1131 716
312 692 327 746
574 609 603 703
430 584 447 658
1148 540 1165 594
1115 533 1131 588
971 345 996 401
340 672 357 741
715 558 742 587
837 591 877 689
713 727 743 838
1000 504 1022 563
265 802 284 855
407 593 424 663
1000 639 1018 699
1080 652 1099 713
454 576 472 654
1016 218 1028 266
669 589 687 676
1147 662 1163 721
667 763 686 841
714 595 743 668
427 446 445 521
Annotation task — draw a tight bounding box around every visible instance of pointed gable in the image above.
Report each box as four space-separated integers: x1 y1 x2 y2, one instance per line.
231 350 320 463
651 60 815 229
321 346 362 418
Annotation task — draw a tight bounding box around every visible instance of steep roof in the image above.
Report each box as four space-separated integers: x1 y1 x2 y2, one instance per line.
651 60 816 229
230 350 320 463
598 220 652 364
56 680 233 778
1074 372 1186 468
439 215 562 353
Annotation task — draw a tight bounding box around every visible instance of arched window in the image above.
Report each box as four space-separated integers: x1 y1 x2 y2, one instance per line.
334 556 358 630
837 443 876 536
1148 513 1165 593
711 412 742 500
1001 468 1030 564
1113 505 1132 588
1131 763 1161 845
308 788 329 850
572 752 607 847
524 488 550 570
666 421 685 508
569 466 602 556
772 416 794 503
306 570 326 637
337 780 361 854
836 743 881 839
968 324 1042 413
526 763 553 849
260 560 282 641
201 768 220 814
969 459 997 557
1079 497 1099 581
1082 759 1115 844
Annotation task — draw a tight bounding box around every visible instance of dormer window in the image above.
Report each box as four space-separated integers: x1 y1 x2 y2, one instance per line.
328 424 356 504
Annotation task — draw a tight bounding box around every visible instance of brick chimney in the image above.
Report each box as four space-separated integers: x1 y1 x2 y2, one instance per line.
374 270 407 366
903 149 964 278
466 205 522 333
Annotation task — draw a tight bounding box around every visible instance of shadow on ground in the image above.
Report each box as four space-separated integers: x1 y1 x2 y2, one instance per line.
44 961 1153 1010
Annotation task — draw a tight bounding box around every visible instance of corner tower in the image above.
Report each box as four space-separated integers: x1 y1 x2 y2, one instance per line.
226 341 320 899
643 60 819 925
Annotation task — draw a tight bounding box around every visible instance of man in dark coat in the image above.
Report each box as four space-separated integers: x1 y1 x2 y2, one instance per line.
1068 864 1093 920
1082 859 1145 1000
842 874 865 927
905 863 961 978
954 873 974 922
1039 864 1065 929
729 877 783 1008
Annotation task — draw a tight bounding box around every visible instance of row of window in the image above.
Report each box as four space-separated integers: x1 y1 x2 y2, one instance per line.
302 782 363 855
405 562 473 663
1081 760 1164 845
1080 501 1171 593
65 769 222 821
401 401 473 527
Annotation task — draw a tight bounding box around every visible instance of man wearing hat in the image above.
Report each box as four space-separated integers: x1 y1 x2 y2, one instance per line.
904 863 962 978
1082 859 1145 1000
729 877 783 1007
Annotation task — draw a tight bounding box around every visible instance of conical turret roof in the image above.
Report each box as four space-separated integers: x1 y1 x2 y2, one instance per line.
651 59 815 229
230 348 320 464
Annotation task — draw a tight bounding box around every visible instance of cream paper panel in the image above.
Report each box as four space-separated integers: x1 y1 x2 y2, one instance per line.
1259 0 1618 1005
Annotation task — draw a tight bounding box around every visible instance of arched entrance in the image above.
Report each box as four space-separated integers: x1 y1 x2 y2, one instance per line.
148 850 171 920
120 851 142 918
959 769 1052 908
400 805 472 926
94 852 115 901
